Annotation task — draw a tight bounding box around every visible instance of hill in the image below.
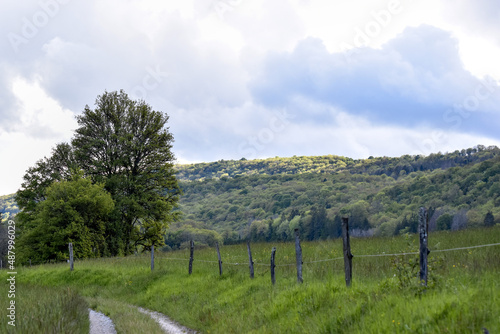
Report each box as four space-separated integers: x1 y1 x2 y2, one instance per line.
166 145 500 248
4 145 500 247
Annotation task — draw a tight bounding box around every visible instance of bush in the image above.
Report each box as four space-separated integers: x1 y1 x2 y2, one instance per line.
437 213 453 230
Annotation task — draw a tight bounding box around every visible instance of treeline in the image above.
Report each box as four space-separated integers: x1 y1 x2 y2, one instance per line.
176 145 500 181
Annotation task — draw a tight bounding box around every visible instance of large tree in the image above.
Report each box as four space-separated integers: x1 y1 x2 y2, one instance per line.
16 90 180 258
72 90 180 254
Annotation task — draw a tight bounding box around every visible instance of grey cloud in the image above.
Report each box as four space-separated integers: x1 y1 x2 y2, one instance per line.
249 25 500 137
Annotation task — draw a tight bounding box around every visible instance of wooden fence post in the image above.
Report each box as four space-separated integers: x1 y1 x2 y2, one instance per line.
419 207 429 286
189 240 194 275
216 242 223 276
341 217 353 287
29 259 31 267
271 247 276 285
247 241 254 279
294 229 303 283
69 243 74 271
151 245 155 271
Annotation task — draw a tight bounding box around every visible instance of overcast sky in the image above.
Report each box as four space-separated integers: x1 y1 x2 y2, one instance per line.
1 0 500 195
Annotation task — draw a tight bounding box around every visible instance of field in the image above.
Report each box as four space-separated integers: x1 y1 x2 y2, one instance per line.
1 226 500 333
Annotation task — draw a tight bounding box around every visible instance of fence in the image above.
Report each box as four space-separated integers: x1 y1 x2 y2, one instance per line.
12 206 496 286
139 207 499 287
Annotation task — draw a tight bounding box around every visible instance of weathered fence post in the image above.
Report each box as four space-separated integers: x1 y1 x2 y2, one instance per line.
341 217 353 287
151 245 155 271
419 207 429 286
189 240 194 275
247 241 254 279
294 229 303 283
29 259 31 267
216 242 223 276
69 243 74 271
1 258 2 269
270 247 276 285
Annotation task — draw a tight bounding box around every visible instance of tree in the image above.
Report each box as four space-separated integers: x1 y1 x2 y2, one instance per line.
72 90 181 254
437 213 453 231
16 90 181 259
18 174 114 264
484 211 495 227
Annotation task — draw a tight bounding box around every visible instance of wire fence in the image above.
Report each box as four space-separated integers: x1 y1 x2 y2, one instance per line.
158 242 500 267
10 240 498 272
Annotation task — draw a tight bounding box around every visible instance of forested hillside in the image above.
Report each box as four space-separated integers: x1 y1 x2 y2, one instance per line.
3 145 500 250
0 194 17 222
166 145 500 248
176 145 499 181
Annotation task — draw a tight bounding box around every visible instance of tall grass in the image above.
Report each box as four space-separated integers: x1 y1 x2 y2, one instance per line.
2 227 499 333
0 284 89 334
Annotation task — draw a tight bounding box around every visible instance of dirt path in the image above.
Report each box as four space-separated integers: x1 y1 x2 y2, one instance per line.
89 309 117 334
138 307 198 334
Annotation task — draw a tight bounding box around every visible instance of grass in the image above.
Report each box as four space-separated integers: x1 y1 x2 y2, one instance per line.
0 284 89 334
86 297 165 334
1 226 500 333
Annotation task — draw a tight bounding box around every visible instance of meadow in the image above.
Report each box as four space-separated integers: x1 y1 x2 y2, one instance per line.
1 226 500 333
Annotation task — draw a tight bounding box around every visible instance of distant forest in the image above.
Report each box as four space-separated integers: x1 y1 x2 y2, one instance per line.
167 145 500 249
3 145 500 250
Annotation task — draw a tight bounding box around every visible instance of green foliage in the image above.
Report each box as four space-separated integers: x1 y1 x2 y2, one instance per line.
389 234 444 294
14 90 180 260
72 90 181 254
484 211 495 227
174 146 500 241
17 174 114 264
0 194 18 222
437 214 453 231
6 144 500 249
164 221 223 250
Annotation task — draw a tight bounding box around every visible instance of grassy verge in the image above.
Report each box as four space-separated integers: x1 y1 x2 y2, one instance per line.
2 227 500 333
0 284 89 334
86 297 165 334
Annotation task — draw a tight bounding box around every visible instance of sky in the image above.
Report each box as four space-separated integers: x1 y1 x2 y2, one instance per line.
1 0 500 195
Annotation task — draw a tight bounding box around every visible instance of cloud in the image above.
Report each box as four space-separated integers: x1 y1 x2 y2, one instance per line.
444 0 500 43
249 25 500 137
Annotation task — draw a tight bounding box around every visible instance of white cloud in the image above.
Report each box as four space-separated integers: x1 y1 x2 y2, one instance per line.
0 78 77 194
1 0 500 194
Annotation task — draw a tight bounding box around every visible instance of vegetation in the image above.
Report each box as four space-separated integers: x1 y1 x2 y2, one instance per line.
0 194 17 222
12 90 180 264
0 284 89 334
3 144 500 255
173 145 500 246
17 174 114 263
85 297 166 333
3 226 499 333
